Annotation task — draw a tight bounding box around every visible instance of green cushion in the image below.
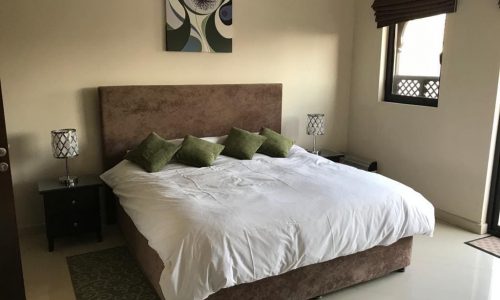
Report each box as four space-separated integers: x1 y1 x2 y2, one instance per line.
125 132 180 173
175 135 225 167
222 127 267 160
258 128 294 157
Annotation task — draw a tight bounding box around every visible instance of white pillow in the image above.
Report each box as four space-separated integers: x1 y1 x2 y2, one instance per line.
168 135 227 145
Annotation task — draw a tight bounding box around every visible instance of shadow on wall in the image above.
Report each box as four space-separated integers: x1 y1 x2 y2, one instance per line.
249 0 352 152
10 88 104 228
9 132 63 228
248 0 344 34
8 133 39 172
74 87 103 175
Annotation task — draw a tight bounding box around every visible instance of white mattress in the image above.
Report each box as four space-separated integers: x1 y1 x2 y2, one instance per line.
101 145 435 300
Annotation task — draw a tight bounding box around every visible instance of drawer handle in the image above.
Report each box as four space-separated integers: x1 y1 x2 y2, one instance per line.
73 222 78 227
72 200 76 205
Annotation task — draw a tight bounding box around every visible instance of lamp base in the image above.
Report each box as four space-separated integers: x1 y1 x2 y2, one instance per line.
59 176 78 187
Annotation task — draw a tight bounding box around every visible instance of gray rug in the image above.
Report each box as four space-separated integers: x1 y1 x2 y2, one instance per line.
67 247 160 300
466 235 500 258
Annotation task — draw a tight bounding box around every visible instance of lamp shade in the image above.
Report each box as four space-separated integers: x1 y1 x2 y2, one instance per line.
306 114 325 136
51 129 79 158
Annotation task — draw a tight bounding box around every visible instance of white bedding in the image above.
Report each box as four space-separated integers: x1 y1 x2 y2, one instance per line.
101 145 434 300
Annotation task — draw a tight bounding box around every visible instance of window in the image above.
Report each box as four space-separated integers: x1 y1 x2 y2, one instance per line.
384 14 446 107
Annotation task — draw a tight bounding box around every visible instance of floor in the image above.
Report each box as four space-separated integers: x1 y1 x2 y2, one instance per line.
20 222 499 300
20 226 125 300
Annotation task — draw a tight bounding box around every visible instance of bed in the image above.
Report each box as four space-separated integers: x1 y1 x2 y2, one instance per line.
98 84 434 300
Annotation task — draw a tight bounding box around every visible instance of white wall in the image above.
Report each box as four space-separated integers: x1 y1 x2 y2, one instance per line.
348 0 500 233
0 0 355 228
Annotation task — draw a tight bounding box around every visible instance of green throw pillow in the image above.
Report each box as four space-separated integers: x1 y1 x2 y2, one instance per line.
258 128 294 157
125 132 180 173
175 135 225 167
222 127 267 160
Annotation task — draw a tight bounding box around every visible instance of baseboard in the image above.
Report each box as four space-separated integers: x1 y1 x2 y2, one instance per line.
435 208 487 234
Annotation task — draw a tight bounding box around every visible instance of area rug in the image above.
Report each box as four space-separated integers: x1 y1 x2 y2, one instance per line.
67 247 159 300
465 235 500 258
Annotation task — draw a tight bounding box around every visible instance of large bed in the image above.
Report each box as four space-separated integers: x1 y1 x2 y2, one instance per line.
98 84 434 300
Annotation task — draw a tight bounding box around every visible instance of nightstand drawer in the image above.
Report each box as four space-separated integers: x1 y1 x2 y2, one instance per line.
45 188 99 215
47 212 99 236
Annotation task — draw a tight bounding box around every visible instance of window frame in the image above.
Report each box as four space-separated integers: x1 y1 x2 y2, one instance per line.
384 25 439 108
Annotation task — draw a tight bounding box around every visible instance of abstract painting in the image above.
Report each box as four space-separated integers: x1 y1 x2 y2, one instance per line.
166 0 232 53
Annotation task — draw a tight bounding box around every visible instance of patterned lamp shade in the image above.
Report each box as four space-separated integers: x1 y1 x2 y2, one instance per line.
306 114 325 136
51 129 79 159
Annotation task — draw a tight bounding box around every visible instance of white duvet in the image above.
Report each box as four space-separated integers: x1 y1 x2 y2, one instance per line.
101 145 434 300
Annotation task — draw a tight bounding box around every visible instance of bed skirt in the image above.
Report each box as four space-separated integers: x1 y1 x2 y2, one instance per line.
117 204 412 300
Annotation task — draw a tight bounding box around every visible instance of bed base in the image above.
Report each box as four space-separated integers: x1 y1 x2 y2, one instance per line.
117 204 413 300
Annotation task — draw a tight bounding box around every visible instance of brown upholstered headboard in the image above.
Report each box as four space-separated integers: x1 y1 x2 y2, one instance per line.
99 84 282 170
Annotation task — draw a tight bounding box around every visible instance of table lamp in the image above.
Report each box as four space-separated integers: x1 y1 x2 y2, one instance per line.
306 113 325 155
51 129 79 186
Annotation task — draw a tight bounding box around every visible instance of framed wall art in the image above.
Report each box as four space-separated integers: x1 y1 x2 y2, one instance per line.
166 0 232 53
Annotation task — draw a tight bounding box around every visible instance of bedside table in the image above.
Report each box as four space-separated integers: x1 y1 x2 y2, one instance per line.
38 175 103 251
318 149 345 163
318 150 378 172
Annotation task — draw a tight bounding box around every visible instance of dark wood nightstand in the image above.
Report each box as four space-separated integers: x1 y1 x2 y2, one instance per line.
38 175 103 251
319 150 378 172
318 150 345 162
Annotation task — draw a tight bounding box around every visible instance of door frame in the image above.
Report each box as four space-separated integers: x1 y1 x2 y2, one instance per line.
487 115 500 236
0 82 26 299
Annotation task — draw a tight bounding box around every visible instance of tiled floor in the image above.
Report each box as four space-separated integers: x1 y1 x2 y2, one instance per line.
20 226 125 300
20 222 499 300
323 223 500 300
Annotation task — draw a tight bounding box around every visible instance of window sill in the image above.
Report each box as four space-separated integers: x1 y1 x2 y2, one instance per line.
384 96 438 108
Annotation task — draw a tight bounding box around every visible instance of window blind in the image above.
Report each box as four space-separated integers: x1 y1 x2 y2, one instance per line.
372 0 457 28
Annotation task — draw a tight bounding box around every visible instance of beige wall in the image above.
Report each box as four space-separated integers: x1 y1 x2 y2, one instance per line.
348 0 500 232
0 0 355 228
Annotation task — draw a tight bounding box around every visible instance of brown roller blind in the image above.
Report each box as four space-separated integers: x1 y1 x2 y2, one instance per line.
372 0 457 28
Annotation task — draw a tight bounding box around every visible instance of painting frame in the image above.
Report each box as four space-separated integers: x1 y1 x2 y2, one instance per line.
166 0 233 53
